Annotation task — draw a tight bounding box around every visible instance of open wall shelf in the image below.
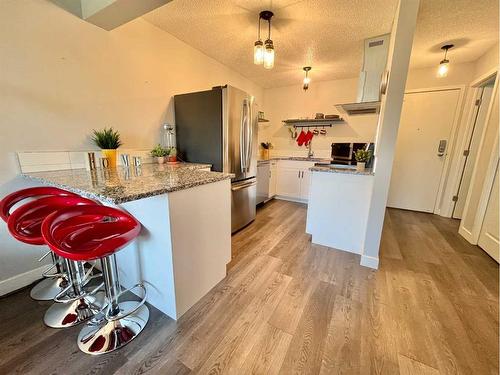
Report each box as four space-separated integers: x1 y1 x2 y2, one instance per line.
283 118 344 128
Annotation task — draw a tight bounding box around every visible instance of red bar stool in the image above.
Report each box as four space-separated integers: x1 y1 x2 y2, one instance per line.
0 187 79 301
41 204 149 355
7 195 105 328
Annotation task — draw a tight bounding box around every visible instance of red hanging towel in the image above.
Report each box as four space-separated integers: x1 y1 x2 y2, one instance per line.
304 130 314 146
297 130 307 146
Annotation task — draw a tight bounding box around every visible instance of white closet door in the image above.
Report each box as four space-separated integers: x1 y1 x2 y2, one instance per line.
478 161 499 262
388 89 461 212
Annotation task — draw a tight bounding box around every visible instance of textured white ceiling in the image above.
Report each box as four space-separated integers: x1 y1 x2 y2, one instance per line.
143 0 499 88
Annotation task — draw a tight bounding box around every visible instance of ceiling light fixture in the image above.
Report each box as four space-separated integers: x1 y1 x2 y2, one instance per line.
437 44 454 78
254 11 275 69
253 16 264 65
303 67 311 90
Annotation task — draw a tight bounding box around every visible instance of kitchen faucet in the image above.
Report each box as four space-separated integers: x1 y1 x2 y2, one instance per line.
307 139 314 158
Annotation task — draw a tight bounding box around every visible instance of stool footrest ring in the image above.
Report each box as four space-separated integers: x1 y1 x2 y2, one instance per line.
105 283 147 322
41 263 65 279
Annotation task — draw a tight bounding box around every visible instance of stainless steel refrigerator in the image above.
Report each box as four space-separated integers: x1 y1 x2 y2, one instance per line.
174 85 258 233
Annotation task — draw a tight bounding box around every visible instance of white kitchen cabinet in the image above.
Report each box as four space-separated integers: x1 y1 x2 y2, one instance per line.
300 169 312 200
276 167 302 198
269 161 277 197
276 160 315 202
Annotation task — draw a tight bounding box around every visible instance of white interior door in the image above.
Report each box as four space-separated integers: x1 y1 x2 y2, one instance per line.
453 81 495 219
388 89 461 212
478 161 499 262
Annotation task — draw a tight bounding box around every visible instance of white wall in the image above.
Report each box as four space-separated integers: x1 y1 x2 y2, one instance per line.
0 0 263 286
260 60 479 158
474 43 499 79
260 78 379 158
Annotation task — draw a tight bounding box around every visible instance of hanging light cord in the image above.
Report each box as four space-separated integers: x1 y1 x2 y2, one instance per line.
268 17 271 39
258 16 261 40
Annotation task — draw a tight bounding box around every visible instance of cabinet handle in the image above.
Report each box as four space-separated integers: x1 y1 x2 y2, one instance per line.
298 171 300 178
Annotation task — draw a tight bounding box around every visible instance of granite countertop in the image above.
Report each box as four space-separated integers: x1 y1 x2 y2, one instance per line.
258 157 332 163
309 164 374 176
23 163 233 204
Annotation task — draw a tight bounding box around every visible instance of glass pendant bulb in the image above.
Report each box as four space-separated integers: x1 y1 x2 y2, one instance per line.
302 66 311 91
437 44 453 78
263 39 274 69
437 59 449 77
254 40 264 65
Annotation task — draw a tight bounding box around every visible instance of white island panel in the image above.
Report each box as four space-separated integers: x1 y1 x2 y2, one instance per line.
306 171 374 254
117 179 231 320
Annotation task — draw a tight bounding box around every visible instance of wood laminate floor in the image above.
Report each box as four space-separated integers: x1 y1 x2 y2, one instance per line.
0 200 498 374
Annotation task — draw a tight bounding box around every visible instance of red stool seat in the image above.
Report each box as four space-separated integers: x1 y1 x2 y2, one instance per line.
41 205 141 262
0 187 79 222
7 195 97 245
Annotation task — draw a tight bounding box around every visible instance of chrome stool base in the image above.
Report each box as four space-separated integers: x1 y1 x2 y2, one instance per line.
77 301 149 355
30 276 68 301
44 291 105 328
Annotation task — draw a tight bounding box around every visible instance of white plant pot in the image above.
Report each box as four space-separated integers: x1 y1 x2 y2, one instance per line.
157 157 165 164
356 162 365 172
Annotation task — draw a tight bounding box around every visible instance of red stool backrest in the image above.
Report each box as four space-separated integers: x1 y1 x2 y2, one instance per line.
42 205 141 261
7 195 98 245
0 187 79 222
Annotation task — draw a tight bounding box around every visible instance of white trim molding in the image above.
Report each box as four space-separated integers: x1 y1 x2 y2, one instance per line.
360 254 379 269
0 266 46 297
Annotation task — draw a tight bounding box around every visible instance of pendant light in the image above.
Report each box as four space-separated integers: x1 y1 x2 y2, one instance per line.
303 67 311 91
253 16 264 65
254 11 275 69
437 44 454 78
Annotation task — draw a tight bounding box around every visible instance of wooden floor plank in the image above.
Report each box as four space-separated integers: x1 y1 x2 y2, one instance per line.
0 204 497 375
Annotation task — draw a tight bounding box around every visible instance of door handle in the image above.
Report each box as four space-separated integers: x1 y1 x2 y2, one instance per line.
246 101 253 171
231 180 257 191
240 100 249 172
437 139 447 157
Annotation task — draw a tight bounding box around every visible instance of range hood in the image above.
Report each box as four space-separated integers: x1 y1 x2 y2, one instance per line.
336 34 390 116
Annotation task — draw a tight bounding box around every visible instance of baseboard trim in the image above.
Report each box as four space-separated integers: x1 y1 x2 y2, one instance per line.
360 255 379 269
274 196 308 204
0 266 46 296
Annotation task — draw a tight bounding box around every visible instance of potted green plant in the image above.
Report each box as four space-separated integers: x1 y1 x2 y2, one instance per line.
354 149 372 172
150 144 169 164
167 147 178 164
260 142 273 160
91 127 122 168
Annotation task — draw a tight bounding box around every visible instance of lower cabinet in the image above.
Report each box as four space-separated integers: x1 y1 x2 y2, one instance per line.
257 160 315 203
269 161 277 197
276 160 315 202
276 167 302 198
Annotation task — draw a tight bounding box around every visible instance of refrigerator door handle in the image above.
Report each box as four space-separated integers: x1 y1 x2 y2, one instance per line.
246 99 253 172
240 99 250 173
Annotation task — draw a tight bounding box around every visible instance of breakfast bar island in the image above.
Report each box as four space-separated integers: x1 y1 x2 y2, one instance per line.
24 163 232 320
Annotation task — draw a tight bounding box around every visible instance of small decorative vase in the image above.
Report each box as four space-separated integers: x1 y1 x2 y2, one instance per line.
356 162 366 172
157 157 165 164
167 155 177 164
101 149 117 168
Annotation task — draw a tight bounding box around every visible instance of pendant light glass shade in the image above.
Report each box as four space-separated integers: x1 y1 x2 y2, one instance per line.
254 40 264 65
263 39 275 69
437 44 453 78
437 59 449 77
302 67 311 91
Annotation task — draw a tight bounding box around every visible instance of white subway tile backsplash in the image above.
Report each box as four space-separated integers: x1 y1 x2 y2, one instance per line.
18 152 70 166
17 149 154 173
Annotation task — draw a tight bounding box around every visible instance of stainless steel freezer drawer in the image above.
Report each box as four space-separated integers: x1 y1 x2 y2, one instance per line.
231 178 256 233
